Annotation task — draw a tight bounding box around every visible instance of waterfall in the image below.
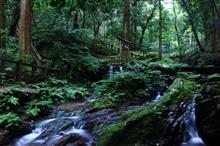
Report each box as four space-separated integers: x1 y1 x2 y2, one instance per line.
119 66 123 74
109 65 113 80
153 92 162 102
180 96 206 146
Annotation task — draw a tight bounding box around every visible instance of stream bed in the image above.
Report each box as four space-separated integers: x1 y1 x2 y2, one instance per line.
14 93 206 146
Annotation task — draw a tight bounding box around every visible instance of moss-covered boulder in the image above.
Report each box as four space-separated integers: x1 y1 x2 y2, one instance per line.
92 71 167 109
97 78 196 146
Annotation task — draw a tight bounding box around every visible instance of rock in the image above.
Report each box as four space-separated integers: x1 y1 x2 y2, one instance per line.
97 79 196 146
53 134 88 146
197 81 220 146
11 122 32 137
0 130 10 145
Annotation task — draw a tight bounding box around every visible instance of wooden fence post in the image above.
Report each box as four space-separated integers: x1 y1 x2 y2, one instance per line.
16 62 21 81
42 68 48 80
31 64 36 78
59 69 64 79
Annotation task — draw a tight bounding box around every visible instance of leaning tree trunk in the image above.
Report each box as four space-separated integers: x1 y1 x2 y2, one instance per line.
0 0 6 49
19 0 32 55
181 0 205 52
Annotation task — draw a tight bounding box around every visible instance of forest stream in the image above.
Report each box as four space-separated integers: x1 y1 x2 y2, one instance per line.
1 0 220 145
14 92 206 146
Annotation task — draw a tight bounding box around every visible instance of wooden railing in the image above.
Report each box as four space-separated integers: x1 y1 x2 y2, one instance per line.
30 44 42 66
0 57 63 82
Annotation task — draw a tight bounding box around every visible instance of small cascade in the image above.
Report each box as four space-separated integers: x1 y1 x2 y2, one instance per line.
15 119 56 146
180 96 206 146
15 116 95 146
109 65 114 80
153 92 162 102
119 66 123 74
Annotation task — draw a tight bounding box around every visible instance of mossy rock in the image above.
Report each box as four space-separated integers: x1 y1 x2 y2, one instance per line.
97 78 196 146
92 71 166 108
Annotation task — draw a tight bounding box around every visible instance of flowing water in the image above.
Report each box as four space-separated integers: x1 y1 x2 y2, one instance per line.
119 66 123 74
109 65 114 80
153 92 162 102
15 115 95 146
180 96 206 146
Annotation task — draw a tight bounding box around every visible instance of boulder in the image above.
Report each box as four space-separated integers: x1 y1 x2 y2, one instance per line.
97 79 196 146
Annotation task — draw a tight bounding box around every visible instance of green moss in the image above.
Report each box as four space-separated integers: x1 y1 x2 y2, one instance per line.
93 98 115 109
208 73 220 81
92 71 166 108
97 79 196 146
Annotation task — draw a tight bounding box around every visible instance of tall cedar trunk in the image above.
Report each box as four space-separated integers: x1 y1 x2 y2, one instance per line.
159 0 162 60
173 0 181 55
121 0 131 63
133 0 138 49
0 0 6 49
181 0 205 52
124 0 131 42
19 0 32 55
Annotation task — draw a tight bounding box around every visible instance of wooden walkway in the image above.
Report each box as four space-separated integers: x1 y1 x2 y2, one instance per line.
0 57 64 82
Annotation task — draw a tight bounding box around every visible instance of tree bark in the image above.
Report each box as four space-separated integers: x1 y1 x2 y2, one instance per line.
159 0 163 60
19 0 32 55
0 0 6 49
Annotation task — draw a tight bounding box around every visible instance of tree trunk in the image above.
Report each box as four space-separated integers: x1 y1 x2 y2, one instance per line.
0 0 6 49
211 0 220 17
9 0 20 36
19 0 32 55
211 5 217 52
73 11 79 29
138 4 157 50
124 0 131 42
181 0 205 52
121 0 131 63
133 0 138 49
138 25 147 49
173 0 182 55
82 10 86 28
159 0 163 60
